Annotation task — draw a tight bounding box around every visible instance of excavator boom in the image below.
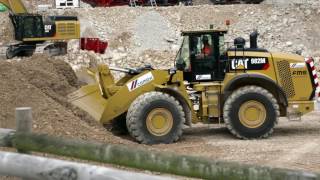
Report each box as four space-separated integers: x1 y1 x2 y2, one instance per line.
0 0 27 14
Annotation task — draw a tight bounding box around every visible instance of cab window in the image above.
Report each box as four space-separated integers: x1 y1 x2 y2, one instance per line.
190 34 214 60
190 34 215 75
22 16 44 38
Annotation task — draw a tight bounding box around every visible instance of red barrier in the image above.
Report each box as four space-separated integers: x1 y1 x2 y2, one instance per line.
82 0 179 7
80 38 108 54
82 0 144 6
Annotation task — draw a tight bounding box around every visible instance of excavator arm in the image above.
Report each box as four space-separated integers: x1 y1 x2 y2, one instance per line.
0 0 27 14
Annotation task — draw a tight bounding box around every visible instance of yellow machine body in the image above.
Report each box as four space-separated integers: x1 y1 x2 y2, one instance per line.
70 51 315 124
22 20 81 41
69 29 318 143
69 66 192 124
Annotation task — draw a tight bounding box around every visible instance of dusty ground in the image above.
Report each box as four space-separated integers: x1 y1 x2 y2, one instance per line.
158 112 320 172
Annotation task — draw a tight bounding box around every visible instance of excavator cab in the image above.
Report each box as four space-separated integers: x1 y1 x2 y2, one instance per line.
175 30 228 82
10 14 45 41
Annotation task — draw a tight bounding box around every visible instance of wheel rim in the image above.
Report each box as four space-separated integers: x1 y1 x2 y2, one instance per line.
238 100 267 128
146 108 173 136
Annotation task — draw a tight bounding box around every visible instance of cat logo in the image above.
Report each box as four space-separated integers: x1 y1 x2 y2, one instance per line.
44 25 52 33
231 58 249 69
230 57 268 70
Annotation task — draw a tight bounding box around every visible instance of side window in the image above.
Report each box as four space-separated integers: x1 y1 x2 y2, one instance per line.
34 16 44 37
176 36 190 71
219 35 226 54
23 17 34 38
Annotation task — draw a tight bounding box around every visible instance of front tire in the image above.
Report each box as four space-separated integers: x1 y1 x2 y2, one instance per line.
223 86 279 139
126 92 185 144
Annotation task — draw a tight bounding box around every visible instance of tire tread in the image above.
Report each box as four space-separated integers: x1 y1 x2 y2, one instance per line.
223 85 279 139
126 91 185 144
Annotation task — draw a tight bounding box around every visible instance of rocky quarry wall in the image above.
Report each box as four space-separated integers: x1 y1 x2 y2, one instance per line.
1 2 320 70
63 3 320 75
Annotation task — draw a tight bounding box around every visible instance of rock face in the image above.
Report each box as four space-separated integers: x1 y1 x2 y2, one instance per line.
0 2 320 74
62 4 320 73
133 11 177 53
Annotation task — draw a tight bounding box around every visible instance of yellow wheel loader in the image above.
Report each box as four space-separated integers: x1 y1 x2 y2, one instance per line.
0 0 80 59
69 29 319 144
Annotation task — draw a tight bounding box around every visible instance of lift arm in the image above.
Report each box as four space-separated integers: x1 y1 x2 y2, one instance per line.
0 0 27 14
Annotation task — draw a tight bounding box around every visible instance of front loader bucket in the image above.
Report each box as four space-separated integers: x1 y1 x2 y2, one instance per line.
68 84 108 122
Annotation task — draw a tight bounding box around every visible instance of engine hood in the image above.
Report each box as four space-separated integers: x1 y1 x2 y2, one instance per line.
271 52 305 63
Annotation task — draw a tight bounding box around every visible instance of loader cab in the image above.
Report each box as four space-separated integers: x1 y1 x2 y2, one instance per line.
175 30 228 82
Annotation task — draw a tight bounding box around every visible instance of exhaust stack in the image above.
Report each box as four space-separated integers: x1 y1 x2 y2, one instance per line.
250 30 259 49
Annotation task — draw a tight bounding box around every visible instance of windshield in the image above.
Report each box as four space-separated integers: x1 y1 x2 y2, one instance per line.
175 36 190 71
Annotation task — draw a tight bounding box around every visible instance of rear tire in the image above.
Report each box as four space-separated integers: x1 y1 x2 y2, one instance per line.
223 86 279 139
126 92 185 144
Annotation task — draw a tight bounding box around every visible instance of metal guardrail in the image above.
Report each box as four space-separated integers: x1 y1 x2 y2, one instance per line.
0 151 172 180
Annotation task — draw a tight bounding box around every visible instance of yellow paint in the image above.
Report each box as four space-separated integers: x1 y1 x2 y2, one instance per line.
146 108 173 136
0 0 27 13
23 21 80 41
288 101 315 115
238 100 266 128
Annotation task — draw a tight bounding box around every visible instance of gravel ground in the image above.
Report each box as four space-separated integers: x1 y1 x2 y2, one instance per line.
155 111 320 172
2 111 320 180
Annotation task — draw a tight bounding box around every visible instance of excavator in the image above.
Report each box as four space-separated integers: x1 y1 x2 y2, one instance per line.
0 0 80 59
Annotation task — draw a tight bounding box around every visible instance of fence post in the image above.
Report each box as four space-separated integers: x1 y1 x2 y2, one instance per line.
15 107 32 153
15 107 33 180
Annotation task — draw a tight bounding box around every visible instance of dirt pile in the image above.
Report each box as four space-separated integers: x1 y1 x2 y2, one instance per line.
0 12 14 45
0 55 131 144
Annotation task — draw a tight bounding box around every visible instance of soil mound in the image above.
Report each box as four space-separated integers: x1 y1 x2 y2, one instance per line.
0 55 130 144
